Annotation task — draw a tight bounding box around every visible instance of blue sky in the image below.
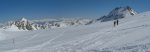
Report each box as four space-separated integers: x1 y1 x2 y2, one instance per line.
0 0 150 22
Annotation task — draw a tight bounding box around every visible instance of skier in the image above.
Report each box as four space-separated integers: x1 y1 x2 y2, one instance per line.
113 20 119 27
114 20 116 27
116 20 119 26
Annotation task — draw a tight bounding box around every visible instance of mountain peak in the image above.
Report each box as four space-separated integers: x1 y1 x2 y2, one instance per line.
21 17 28 22
109 6 137 16
99 6 137 22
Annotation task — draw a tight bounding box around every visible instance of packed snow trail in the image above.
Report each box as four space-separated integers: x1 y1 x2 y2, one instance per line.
1 11 150 52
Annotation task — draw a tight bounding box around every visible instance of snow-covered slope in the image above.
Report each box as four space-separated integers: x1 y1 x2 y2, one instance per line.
98 6 137 22
0 11 150 52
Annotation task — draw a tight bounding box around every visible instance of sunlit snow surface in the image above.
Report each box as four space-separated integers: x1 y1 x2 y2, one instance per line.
1 11 150 52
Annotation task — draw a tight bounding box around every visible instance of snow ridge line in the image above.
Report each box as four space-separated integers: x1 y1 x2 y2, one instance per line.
119 24 149 31
106 24 150 33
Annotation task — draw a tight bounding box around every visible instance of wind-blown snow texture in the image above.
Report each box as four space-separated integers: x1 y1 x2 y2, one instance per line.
0 10 150 52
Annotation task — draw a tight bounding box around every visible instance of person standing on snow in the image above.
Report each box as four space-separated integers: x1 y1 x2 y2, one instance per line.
114 20 119 27
114 20 116 27
116 20 119 26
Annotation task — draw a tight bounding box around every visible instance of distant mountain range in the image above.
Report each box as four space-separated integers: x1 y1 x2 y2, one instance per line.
2 18 95 30
0 6 138 31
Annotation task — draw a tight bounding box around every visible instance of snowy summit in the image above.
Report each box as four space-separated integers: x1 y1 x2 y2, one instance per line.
21 18 28 22
99 6 137 22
